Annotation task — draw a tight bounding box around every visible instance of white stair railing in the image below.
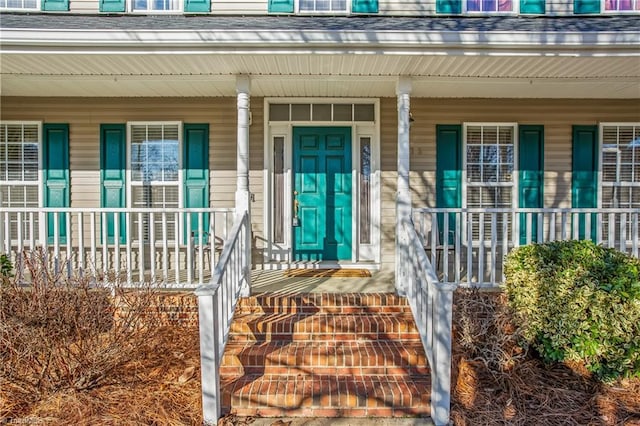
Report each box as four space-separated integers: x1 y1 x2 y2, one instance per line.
413 208 640 287
399 217 457 426
194 211 251 424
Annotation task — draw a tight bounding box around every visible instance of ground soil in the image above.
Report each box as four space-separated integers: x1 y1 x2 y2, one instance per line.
2 290 639 425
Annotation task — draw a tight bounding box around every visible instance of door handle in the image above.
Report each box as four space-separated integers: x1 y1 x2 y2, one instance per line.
293 190 299 217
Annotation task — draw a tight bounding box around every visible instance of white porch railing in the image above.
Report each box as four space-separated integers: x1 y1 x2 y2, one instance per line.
0 207 234 287
413 208 640 287
195 211 251 424
398 217 457 426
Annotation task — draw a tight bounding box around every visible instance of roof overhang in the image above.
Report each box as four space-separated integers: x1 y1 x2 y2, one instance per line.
1 15 639 98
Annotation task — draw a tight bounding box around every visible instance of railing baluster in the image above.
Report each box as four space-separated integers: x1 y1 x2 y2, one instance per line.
596 212 603 245
633 212 639 258
187 213 193 286
608 212 615 248
90 212 97 279
502 211 508 283
585 213 592 241
478 212 484 285
526 212 532 245
17 211 23 256
66 212 72 278
537 212 543 243
150 212 156 284
53 211 60 274
0 210 6 254
442 213 449 283
549 211 556 242
455 211 461 284
78 212 84 275
466 212 473 286
198 212 204 286
572 212 579 240
138 212 144 284
126 211 132 285
174 212 180 285
490 213 496 286
101 211 108 278
431 212 438 270
162 212 168 284
619 212 626 253
114 212 120 283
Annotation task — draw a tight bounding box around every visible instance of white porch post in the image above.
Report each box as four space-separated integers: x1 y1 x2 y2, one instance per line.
236 75 252 296
396 76 412 296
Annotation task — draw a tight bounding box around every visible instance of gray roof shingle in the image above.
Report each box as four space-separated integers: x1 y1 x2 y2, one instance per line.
1 13 639 32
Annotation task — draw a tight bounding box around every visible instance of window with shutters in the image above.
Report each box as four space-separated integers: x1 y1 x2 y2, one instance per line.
299 0 347 12
464 123 517 240
603 0 639 11
0 0 38 9
600 123 640 241
130 0 180 12
0 122 41 240
128 122 181 241
465 0 516 13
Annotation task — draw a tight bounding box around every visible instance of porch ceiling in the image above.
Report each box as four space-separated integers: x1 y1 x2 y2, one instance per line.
1 53 639 98
1 14 639 99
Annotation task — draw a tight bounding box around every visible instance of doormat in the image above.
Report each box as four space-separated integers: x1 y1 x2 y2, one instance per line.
284 269 372 278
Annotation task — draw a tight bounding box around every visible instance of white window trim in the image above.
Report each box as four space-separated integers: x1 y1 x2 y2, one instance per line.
296 0 352 14
597 122 640 209
126 121 183 210
263 98 380 266
128 0 183 13
601 0 640 13
0 0 40 11
462 122 519 209
0 120 43 246
463 0 519 14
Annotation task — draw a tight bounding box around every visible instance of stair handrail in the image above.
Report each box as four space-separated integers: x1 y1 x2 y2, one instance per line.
194 210 251 425
399 217 457 426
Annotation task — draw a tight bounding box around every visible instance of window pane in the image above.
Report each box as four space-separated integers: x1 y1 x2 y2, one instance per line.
130 124 179 183
331 0 346 10
333 104 352 121
291 104 311 121
354 104 375 121
360 137 371 244
273 137 285 244
270 104 290 121
312 104 331 121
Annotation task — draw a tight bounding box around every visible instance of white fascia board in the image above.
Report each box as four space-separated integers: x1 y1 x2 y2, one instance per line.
1 28 639 56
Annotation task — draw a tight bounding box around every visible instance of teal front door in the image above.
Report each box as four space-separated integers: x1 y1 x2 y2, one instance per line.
293 127 352 261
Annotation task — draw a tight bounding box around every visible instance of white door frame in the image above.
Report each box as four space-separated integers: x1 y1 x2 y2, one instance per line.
263 98 381 267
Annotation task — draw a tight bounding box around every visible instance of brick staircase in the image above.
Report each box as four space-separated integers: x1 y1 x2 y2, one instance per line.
220 293 431 418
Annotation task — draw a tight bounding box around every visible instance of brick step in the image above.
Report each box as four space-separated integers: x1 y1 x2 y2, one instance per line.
228 312 420 343
220 341 429 377
221 374 431 418
236 293 411 315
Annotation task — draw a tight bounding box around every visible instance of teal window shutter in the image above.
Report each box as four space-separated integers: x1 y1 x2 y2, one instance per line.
572 125 598 240
574 0 599 13
99 0 125 12
42 0 69 11
436 0 462 13
100 124 127 244
518 125 544 244
268 0 294 13
184 124 210 243
520 0 545 13
352 0 378 13
436 124 462 244
184 0 209 12
43 124 70 244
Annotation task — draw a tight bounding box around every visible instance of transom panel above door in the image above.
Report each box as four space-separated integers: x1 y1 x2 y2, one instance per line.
293 126 352 261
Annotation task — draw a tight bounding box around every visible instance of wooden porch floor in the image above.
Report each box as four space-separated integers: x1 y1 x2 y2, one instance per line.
251 269 395 293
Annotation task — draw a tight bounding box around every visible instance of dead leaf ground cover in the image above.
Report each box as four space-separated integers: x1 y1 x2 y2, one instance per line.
2 289 639 425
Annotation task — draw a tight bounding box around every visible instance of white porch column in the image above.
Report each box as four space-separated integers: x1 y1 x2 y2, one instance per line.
395 76 412 295
236 75 252 296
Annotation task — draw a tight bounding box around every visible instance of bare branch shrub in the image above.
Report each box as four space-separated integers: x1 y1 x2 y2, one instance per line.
0 248 163 418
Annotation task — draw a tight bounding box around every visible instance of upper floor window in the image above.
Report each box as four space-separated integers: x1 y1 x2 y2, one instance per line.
131 0 179 12
299 0 346 12
604 0 639 11
466 0 514 12
0 0 38 10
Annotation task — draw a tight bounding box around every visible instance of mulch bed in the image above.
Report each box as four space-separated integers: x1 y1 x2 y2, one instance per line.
2 290 638 425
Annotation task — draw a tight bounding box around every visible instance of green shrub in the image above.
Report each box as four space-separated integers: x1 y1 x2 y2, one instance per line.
503 240 640 381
